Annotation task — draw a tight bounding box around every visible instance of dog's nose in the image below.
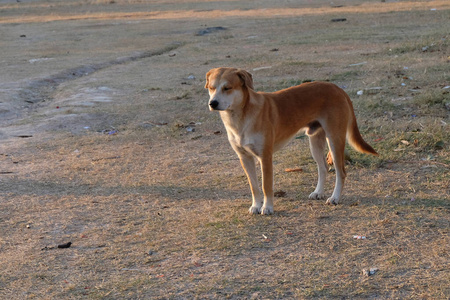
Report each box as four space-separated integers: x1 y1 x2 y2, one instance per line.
209 100 219 110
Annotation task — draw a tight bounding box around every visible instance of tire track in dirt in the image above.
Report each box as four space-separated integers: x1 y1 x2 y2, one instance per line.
18 42 183 106
0 42 183 140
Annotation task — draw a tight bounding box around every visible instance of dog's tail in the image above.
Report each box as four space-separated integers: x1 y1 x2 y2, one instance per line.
346 98 378 156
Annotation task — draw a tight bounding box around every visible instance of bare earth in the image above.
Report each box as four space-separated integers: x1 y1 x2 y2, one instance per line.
0 0 449 299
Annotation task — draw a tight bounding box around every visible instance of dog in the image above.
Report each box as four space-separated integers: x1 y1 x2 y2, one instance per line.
205 67 378 215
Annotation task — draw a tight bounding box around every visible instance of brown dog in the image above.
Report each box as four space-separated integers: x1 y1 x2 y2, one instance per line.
205 67 378 215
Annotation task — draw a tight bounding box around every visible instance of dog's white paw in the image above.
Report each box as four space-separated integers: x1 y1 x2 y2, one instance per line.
260 205 274 215
248 205 262 215
326 197 339 205
309 192 325 200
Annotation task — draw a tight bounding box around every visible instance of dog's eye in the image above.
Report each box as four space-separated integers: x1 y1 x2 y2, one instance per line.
223 86 232 91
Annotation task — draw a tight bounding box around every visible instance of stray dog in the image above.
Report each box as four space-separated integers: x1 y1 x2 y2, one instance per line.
206 67 378 215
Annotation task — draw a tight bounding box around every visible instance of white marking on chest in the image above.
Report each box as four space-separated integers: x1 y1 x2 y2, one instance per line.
229 130 264 157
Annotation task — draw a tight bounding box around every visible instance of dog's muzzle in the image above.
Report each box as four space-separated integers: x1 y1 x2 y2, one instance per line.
209 100 219 110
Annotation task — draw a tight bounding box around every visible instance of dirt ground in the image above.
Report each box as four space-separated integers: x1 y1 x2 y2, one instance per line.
0 0 449 299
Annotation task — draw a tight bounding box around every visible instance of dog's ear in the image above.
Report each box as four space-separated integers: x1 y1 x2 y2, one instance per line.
205 70 212 89
237 69 254 90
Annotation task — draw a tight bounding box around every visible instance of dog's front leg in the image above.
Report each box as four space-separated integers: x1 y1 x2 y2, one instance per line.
237 152 263 214
259 154 274 215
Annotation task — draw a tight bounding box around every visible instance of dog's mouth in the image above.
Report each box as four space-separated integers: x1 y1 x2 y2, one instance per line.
209 106 228 112
209 100 231 111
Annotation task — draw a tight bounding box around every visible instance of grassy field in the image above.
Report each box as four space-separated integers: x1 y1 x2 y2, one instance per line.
0 0 449 298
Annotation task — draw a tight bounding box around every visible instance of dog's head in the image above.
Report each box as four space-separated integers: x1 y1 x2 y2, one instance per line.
205 67 253 111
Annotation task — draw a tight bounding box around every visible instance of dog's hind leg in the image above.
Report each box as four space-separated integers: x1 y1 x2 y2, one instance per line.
325 135 347 205
307 128 327 200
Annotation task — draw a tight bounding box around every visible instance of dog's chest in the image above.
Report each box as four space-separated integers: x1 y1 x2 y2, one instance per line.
220 112 264 157
227 129 264 157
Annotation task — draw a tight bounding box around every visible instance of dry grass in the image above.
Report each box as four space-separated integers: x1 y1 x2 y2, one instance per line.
0 0 449 299
1 0 449 23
